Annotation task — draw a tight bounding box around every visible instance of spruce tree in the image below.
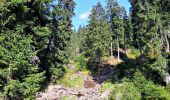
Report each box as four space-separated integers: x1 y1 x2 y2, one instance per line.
45 0 75 83
111 0 124 60
130 0 168 83
0 0 76 99
83 2 110 69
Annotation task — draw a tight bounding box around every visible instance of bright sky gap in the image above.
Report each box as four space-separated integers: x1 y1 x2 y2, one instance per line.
72 0 131 30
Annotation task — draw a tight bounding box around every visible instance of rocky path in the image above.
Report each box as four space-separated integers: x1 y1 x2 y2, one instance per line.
36 66 116 100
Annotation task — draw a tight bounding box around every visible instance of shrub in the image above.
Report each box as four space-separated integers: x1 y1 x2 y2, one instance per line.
166 84 170 93
75 54 88 71
142 82 170 100
58 74 84 89
109 82 141 100
133 70 170 100
100 82 114 92
127 48 140 59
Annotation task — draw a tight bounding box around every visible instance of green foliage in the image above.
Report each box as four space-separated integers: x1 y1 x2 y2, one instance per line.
100 82 114 93
75 54 88 71
83 2 110 70
142 82 170 100
58 74 84 89
4 72 45 100
149 54 167 79
60 95 77 100
0 29 45 99
133 70 148 92
109 82 141 100
166 84 170 93
133 70 170 100
19 72 45 100
0 0 75 99
127 48 140 59
0 0 170 99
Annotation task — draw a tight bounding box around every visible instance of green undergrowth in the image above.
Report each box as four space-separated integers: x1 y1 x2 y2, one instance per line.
57 54 92 89
60 95 77 100
100 82 115 93
57 66 84 89
109 82 141 100
127 48 140 59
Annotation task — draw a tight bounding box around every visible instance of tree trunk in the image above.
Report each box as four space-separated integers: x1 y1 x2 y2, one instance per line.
111 37 113 58
139 40 142 56
124 33 127 55
114 37 116 50
165 34 169 52
165 73 170 85
117 36 120 61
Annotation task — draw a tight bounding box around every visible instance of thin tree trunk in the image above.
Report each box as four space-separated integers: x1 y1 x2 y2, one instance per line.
111 37 113 58
117 36 120 61
114 37 116 50
165 34 169 52
124 33 127 55
139 40 142 56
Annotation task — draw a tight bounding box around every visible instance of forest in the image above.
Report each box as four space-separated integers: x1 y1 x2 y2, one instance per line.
0 0 170 100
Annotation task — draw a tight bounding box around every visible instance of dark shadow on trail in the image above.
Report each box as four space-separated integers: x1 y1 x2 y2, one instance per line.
85 49 133 84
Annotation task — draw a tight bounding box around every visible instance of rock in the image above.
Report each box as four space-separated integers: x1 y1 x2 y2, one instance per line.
48 92 60 100
84 80 96 88
79 96 86 100
36 92 42 98
101 90 110 100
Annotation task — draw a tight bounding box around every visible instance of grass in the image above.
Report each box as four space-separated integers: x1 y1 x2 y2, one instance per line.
60 95 77 100
81 69 91 76
58 73 84 89
127 49 140 59
100 82 115 93
58 66 84 89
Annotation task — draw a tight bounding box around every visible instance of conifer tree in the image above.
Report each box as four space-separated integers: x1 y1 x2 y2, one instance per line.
83 2 110 69
0 0 75 99
111 0 124 60
44 0 75 83
130 0 168 83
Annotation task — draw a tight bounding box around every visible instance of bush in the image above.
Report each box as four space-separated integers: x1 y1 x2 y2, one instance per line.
133 70 170 100
142 82 170 100
127 48 140 59
100 82 114 92
75 54 88 71
166 84 170 93
58 74 84 89
109 82 141 100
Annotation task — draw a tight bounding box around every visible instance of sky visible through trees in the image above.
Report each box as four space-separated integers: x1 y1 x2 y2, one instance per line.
0 0 170 100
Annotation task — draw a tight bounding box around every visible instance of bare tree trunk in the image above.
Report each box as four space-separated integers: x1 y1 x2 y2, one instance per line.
138 40 142 56
111 42 113 58
165 73 170 85
117 36 120 61
124 33 127 55
111 37 113 58
114 37 116 50
3 95 9 100
165 34 169 52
